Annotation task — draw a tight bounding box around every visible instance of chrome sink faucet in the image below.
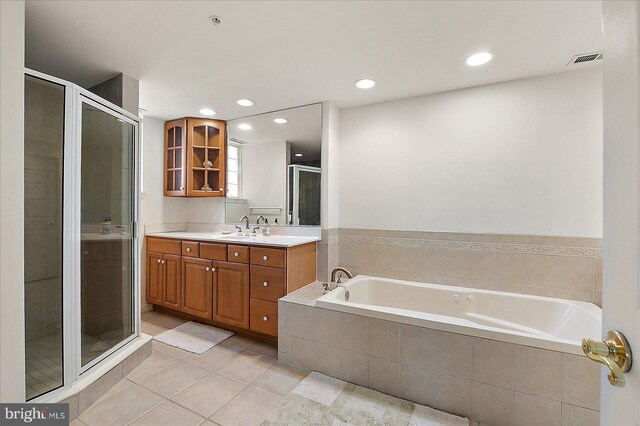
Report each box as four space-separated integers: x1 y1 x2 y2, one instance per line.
256 215 266 225
239 215 250 230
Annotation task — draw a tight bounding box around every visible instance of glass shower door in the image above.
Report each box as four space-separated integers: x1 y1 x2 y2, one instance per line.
80 99 136 368
288 165 321 226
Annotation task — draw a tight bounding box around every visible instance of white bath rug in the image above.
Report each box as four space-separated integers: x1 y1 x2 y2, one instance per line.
262 372 469 426
153 321 234 354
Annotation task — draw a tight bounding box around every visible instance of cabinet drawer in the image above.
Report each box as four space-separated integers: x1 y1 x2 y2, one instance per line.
182 241 200 257
250 299 278 336
200 243 227 261
250 265 286 302
250 246 286 268
227 245 249 263
147 237 181 255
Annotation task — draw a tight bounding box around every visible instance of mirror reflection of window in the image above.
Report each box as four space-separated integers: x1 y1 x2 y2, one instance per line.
225 103 322 227
227 143 241 198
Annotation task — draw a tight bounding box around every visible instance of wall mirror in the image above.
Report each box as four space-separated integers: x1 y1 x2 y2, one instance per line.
225 103 322 227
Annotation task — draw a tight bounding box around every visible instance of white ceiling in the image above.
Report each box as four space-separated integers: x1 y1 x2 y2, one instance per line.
228 103 321 146
25 1 602 121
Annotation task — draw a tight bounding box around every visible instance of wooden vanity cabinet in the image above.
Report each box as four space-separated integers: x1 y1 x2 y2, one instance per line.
214 261 250 328
182 257 214 320
146 236 316 341
164 117 226 198
162 254 182 310
146 251 163 304
146 252 182 309
146 237 182 309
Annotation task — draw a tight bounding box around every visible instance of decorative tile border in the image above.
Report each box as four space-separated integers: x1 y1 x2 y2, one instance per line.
338 235 602 258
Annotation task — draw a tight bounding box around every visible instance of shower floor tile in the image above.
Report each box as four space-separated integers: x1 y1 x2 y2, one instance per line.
26 332 115 400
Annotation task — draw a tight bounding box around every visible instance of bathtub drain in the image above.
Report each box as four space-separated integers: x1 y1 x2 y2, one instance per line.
344 290 350 302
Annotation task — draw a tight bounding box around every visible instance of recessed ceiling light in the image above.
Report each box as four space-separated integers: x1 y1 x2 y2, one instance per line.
466 52 493 67
238 123 252 130
274 118 288 124
237 99 254 107
355 78 376 89
294 153 303 157
199 108 216 116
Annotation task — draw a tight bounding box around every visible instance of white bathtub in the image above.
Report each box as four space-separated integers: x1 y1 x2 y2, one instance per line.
316 275 602 355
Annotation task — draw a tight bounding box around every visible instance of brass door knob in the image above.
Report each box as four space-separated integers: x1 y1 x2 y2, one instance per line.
582 330 632 387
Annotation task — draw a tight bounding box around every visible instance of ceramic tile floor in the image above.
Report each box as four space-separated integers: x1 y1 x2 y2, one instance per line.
72 310 308 426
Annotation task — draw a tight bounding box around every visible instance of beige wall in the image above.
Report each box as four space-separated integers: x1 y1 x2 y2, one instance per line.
1 0 26 402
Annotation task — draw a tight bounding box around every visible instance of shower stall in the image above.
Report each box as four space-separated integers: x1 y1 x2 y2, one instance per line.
24 69 140 401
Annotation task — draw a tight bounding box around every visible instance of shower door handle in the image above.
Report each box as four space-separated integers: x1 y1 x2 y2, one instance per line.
582 330 632 387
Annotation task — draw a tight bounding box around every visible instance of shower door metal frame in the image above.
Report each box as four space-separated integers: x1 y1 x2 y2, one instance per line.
25 68 141 402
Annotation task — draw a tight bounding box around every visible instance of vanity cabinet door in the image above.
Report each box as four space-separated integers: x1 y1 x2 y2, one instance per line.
214 261 249 328
182 257 214 320
163 254 182 310
146 252 163 304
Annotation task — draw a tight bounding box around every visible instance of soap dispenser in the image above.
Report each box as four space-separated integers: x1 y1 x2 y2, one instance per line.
262 219 272 236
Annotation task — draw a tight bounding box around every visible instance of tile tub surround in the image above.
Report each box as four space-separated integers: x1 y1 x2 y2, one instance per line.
278 293 601 426
337 228 603 306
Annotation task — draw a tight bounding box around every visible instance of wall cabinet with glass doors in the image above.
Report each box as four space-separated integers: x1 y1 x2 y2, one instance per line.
164 118 226 197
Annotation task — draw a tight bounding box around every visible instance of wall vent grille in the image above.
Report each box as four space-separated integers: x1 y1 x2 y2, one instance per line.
568 52 603 65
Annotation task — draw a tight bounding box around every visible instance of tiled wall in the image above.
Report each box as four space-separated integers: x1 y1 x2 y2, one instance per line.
24 77 64 341
317 228 339 282
279 297 601 426
334 228 603 306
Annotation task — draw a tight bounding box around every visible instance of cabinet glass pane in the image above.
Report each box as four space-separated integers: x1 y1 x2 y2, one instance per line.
80 102 135 367
24 75 65 400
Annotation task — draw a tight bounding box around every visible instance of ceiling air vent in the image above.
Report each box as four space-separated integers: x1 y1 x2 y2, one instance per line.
568 51 603 65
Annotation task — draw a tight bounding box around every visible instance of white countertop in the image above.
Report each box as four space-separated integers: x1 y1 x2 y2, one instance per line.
146 231 320 248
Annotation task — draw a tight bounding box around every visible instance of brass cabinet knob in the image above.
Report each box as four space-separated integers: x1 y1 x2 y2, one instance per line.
263 281 268 287
582 330 632 387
